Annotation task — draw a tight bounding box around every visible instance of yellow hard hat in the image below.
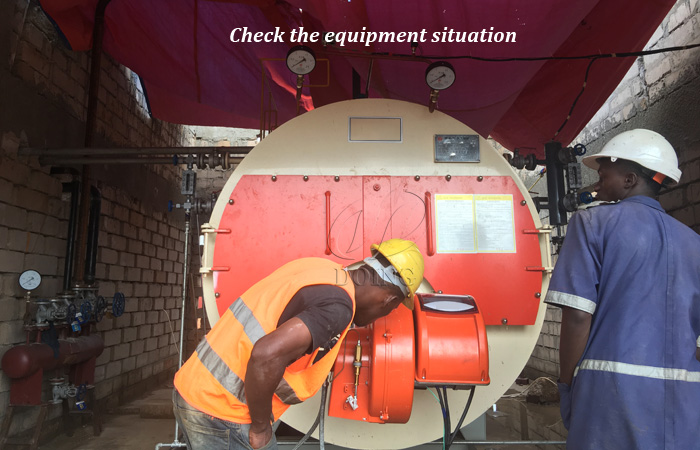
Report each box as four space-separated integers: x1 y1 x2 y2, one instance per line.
370 239 425 310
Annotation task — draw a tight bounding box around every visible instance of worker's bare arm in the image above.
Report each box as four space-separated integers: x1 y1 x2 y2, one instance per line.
558 306 592 386
245 317 313 449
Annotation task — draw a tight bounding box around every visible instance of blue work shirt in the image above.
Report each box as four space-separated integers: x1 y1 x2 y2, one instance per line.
545 195 700 450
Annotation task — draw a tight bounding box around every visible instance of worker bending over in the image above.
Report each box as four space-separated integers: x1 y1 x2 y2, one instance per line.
545 129 700 449
173 239 424 449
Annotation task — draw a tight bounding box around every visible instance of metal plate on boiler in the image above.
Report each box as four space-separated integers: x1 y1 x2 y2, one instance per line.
435 134 480 162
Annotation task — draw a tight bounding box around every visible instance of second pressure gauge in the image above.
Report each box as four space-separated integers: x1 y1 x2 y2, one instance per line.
19 269 42 291
286 45 316 75
425 61 456 90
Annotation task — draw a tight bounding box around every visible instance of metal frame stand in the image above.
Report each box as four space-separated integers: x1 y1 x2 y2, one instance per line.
0 405 49 450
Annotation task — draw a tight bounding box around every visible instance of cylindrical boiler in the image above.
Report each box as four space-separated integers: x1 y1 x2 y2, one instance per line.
200 99 551 449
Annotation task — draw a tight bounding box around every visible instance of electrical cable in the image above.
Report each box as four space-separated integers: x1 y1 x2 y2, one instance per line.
446 386 476 449
291 380 329 450
319 379 327 450
428 388 446 450
325 42 700 63
324 42 700 140
442 387 451 445
436 388 449 450
551 57 600 139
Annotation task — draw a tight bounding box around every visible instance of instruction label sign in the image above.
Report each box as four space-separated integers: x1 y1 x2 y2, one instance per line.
435 194 516 254
435 194 476 253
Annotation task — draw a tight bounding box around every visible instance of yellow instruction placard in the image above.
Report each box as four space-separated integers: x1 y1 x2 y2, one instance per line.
435 194 515 254
474 194 516 253
435 194 476 253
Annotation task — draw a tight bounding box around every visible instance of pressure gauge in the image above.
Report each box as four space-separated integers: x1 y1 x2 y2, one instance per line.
19 270 41 291
425 61 456 90
286 45 316 75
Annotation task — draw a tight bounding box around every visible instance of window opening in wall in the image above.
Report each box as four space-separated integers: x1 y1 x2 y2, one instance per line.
129 70 152 118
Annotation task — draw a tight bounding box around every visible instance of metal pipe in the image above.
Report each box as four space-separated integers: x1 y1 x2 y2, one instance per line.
277 440 567 446
63 181 80 292
155 214 191 450
544 141 568 226
75 0 111 285
40 156 244 166
21 146 254 156
154 443 187 449
1 335 104 379
84 186 102 284
175 213 191 446
84 0 111 148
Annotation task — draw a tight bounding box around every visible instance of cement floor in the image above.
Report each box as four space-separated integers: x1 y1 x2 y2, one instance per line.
41 384 565 450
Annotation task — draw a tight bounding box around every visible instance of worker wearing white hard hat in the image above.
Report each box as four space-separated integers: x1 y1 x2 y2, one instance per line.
581 128 682 199
545 129 700 449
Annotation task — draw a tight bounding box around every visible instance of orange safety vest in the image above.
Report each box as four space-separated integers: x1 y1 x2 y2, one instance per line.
174 258 356 423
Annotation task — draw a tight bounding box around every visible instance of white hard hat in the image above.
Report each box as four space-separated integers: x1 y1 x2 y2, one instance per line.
582 129 681 184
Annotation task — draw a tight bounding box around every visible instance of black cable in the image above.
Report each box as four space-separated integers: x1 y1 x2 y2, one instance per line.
291 380 329 450
442 387 451 445
327 42 700 63
326 42 700 140
436 388 449 447
319 379 328 450
552 56 601 139
446 386 476 449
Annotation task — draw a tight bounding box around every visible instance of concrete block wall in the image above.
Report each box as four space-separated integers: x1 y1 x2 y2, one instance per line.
89 184 185 406
0 0 196 440
525 0 700 379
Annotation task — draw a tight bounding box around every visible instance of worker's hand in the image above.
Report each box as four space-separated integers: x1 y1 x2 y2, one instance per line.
249 423 273 449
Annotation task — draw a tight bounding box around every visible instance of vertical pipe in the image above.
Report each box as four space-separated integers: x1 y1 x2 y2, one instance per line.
84 186 102 284
174 214 191 443
63 181 81 292
75 0 111 284
544 141 568 226
178 216 190 367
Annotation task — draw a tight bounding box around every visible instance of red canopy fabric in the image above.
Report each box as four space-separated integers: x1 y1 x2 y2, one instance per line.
40 0 674 157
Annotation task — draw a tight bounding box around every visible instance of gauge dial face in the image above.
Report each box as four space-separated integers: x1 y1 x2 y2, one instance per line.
425 61 456 90
19 270 41 291
286 45 316 75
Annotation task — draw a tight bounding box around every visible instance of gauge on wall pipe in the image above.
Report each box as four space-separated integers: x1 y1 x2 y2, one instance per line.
425 61 456 113
19 270 41 292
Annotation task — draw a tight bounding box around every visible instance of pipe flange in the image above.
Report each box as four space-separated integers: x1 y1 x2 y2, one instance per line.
220 153 230 170
49 377 65 386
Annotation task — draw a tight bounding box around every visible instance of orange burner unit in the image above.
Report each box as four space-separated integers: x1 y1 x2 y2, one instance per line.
328 293 489 424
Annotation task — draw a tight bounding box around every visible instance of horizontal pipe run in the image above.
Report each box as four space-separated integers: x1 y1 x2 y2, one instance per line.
39 157 244 166
1 335 104 379
21 146 254 156
277 440 567 446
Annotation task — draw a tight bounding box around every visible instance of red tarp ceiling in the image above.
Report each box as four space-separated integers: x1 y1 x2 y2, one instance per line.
39 0 675 157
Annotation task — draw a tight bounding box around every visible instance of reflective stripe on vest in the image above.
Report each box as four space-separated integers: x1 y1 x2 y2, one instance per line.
575 359 700 383
174 258 355 423
196 336 247 403
196 297 303 405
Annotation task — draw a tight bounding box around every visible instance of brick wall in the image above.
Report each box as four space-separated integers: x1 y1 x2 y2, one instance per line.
525 0 700 379
0 0 196 440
